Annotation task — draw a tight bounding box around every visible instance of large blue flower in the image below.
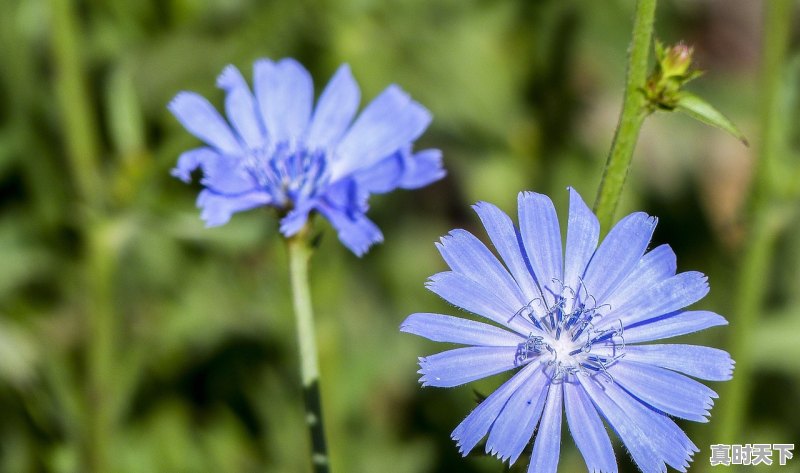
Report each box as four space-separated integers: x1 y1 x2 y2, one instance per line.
169 58 443 255
401 188 733 473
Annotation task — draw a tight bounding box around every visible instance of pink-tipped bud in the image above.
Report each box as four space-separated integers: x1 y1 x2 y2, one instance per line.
661 42 694 78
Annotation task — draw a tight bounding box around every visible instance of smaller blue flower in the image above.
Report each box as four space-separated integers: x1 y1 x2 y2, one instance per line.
169 58 444 255
401 188 734 473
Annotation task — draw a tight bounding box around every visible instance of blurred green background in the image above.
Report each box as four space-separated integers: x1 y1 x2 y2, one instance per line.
1 0 798 471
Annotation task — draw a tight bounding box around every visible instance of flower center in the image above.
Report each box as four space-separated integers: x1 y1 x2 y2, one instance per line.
513 287 625 382
244 141 330 208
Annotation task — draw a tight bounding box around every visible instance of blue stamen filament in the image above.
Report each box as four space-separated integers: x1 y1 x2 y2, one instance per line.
513 287 625 383
244 141 330 208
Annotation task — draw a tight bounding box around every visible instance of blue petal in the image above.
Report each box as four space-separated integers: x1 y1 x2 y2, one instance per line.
564 187 599 298
278 201 315 237
611 361 717 422
168 92 242 156
400 313 523 347
425 271 536 336
311 178 381 256
306 64 361 150
253 58 313 145
579 376 667 473
196 190 271 227
582 212 657 304
623 310 728 343
198 155 255 195
599 378 697 471
399 149 445 189
518 192 563 306
623 344 734 381
171 147 218 183
484 364 548 465
354 147 445 194
333 85 431 181
527 381 563 473
436 229 528 309
564 381 617 473
472 201 539 301
316 201 383 257
602 271 709 329
352 147 405 194
417 346 518 387
452 361 541 455
217 65 265 148
320 176 368 214
603 244 676 315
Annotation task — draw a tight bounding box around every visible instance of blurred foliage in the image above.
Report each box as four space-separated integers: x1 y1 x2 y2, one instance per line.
0 0 798 472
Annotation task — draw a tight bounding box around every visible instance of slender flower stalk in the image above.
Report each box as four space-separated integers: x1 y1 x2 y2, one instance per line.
287 228 330 472
711 0 794 449
593 0 657 233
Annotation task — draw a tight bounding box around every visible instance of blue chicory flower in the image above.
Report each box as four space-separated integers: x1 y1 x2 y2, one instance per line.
401 188 733 473
169 58 444 255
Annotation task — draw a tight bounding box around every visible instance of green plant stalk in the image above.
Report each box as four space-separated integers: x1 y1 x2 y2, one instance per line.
50 0 102 206
593 0 657 233
287 231 330 473
710 0 793 448
85 224 116 473
50 0 114 471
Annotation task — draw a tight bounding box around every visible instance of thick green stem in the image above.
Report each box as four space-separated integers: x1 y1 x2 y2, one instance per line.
710 0 793 448
593 0 657 233
287 232 330 473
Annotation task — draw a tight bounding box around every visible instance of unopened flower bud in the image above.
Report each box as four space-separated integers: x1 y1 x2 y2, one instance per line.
661 42 694 78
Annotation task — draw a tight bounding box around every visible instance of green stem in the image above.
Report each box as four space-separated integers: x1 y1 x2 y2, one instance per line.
50 0 102 207
50 0 114 471
85 224 116 473
593 0 657 233
287 231 330 473
710 0 793 448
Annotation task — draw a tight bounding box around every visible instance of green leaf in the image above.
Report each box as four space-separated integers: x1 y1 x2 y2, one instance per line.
675 92 748 145
105 64 145 158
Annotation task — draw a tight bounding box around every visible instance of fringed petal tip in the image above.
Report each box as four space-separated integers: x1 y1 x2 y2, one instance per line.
170 166 192 183
339 223 384 257
350 145 443 195
216 64 244 90
400 148 445 189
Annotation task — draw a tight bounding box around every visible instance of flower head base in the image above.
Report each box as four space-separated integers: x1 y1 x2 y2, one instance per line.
402 188 733 473
169 58 444 255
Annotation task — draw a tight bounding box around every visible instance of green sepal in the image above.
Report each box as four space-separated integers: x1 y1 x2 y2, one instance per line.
675 92 749 146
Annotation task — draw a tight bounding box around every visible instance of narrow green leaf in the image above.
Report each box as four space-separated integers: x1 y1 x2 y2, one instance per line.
106 64 145 158
675 92 748 145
